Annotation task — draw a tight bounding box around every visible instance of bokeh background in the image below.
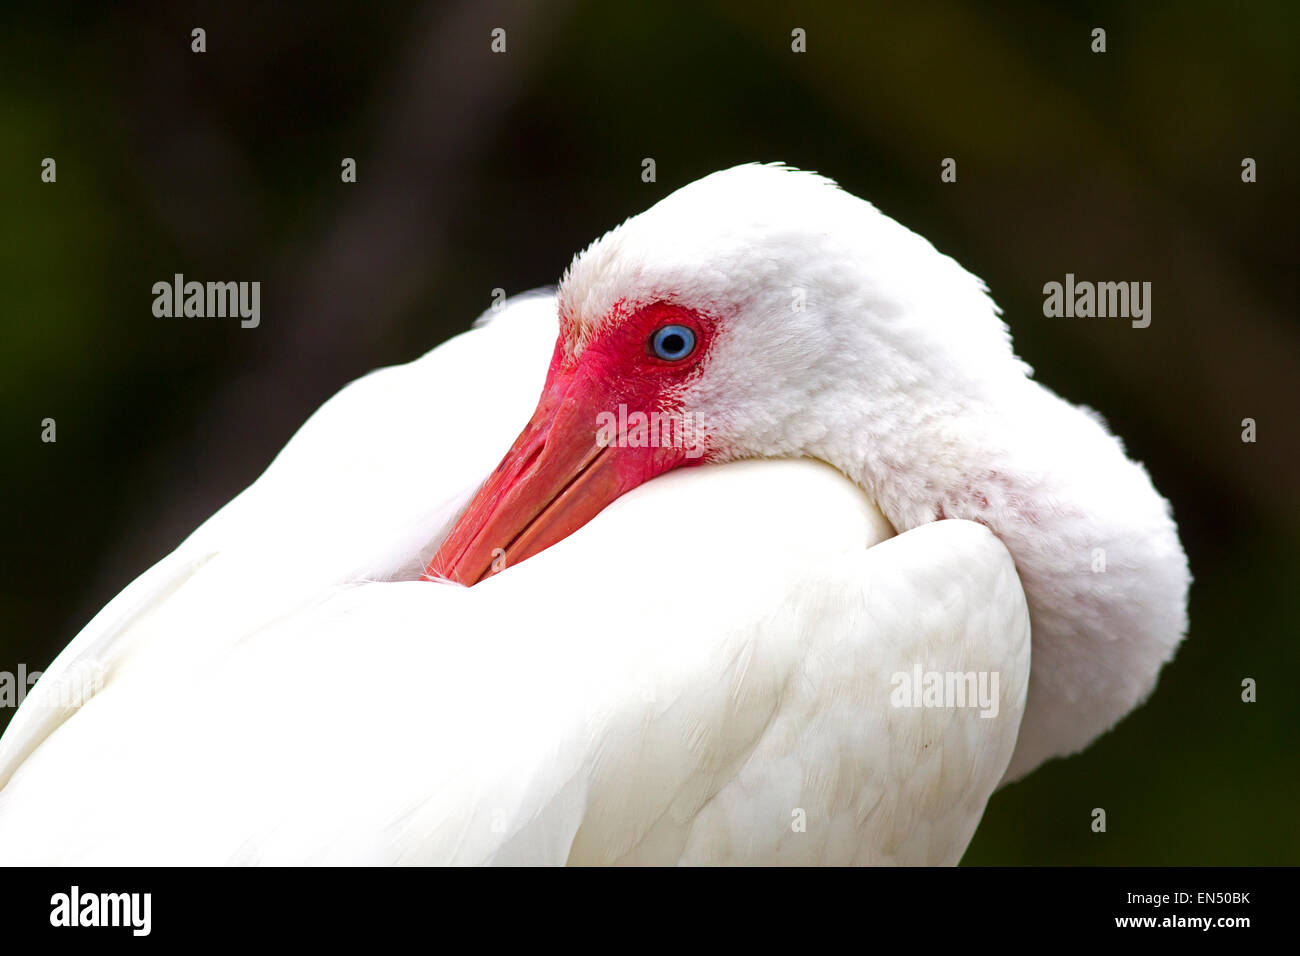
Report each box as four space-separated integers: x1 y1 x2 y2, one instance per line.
2 1 1296 863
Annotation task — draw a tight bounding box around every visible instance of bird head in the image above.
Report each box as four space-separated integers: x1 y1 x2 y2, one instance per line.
427 163 1022 585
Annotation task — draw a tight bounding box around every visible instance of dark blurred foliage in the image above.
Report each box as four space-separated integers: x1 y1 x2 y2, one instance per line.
1 0 1296 863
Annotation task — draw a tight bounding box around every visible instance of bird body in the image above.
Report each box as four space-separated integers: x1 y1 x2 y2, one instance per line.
0 165 1187 864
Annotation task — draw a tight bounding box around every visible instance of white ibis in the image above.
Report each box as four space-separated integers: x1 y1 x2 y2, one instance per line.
0 164 1188 865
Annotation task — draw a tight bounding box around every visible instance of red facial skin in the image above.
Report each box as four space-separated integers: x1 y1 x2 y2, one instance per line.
424 302 716 585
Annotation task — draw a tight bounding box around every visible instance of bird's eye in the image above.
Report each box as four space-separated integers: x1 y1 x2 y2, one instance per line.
649 324 696 361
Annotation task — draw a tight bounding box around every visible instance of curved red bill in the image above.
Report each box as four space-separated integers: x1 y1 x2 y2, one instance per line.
424 362 697 585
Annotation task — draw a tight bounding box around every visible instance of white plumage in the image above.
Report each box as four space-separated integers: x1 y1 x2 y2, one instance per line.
0 165 1186 864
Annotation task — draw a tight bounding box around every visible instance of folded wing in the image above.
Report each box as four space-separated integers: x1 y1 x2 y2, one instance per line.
0 450 1028 864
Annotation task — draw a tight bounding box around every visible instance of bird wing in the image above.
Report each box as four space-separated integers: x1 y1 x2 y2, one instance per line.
0 292 561 790
0 452 1029 865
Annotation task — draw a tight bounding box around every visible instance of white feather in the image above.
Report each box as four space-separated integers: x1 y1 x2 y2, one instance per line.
0 293 1028 865
0 163 1187 863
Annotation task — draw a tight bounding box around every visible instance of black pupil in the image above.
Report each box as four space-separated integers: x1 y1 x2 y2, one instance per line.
661 333 685 355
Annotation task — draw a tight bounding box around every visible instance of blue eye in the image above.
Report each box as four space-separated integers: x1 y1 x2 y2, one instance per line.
650 324 696 361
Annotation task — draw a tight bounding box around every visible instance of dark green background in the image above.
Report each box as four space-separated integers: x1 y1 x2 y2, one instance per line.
3 1 1296 863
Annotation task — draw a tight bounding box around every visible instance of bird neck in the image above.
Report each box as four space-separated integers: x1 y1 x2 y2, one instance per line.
808 373 1189 782
809 370 1020 533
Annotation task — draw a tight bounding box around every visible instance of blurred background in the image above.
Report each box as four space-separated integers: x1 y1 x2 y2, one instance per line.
2 0 1296 863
